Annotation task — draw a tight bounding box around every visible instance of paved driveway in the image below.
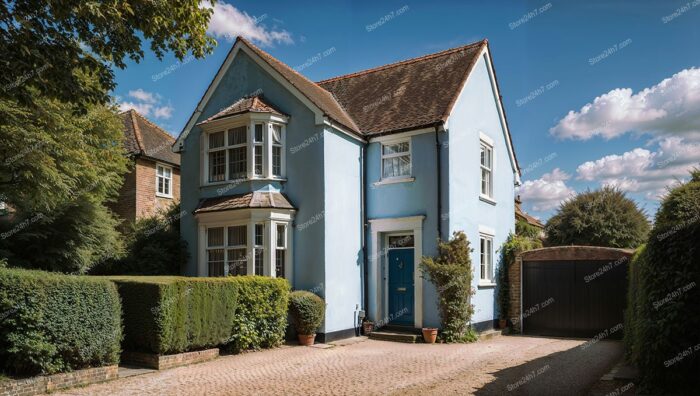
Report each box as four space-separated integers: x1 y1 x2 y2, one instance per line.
51 336 622 396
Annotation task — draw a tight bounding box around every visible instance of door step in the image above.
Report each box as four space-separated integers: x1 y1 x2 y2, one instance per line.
478 329 503 341
369 330 421 343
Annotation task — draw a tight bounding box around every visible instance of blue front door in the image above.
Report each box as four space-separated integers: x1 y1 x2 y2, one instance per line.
388 248 415 325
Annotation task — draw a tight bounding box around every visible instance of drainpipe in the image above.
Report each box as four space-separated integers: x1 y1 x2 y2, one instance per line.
361 143 368 336
435 124 442 241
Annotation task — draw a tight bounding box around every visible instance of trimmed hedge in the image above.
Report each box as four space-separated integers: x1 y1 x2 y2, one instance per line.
110 276 239 355
227 276 290 353
624 170 700 393
288 291 325 335
0 268 122 376
111 275 289 355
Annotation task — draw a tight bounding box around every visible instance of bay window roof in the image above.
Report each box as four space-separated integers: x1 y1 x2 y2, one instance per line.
194 191 295 214
197 95 287 125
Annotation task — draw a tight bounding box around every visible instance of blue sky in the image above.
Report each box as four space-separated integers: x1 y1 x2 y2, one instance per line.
114 0 700 221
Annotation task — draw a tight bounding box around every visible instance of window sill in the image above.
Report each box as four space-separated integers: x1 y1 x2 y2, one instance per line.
156 193 173 199
479 195 497 205
477 282 497 289
201 177 288 188
373 177 415 187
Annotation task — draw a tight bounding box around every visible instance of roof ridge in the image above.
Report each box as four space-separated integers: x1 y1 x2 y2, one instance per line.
132 110 176 142
128 109 144 154
317 39 487 84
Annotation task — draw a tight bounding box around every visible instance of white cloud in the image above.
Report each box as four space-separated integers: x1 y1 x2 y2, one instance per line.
516 168 576 212
575 137 700 200
203 1 292 46
118 89 173 120
153 106 174 119
550 67 700 140
128 88 158 103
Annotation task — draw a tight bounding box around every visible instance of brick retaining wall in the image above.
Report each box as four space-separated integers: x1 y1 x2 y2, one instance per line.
0 365 118 396
122 348 219 370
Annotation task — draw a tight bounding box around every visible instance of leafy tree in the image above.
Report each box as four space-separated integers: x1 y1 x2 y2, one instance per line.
92 203 188 275
0 200 125 273
0 0 216 108
0 94 128 214
420 231 477 342
545 186 649 248
0 93 129 273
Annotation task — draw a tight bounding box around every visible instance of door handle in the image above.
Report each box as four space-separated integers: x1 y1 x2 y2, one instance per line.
397 287 407 292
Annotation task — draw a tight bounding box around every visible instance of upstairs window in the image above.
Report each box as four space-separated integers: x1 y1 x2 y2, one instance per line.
480 142 493 198
156 164 173 197
381 140 411 179
204 119 286 183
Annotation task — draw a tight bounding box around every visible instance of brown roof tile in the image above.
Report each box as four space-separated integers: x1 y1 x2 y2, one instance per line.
317 40 486 136
120 110 180 166
194 191 295 214
198 95 286 125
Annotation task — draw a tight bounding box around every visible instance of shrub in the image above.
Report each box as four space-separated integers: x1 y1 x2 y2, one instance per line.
497 234 542 321
545 186 649 248
0 268 122 376
626 170 700 393
623 245 647 364
288 291 325 335
420 231 476 342
227 276 290 353
92 203 188 275
110 276 238 355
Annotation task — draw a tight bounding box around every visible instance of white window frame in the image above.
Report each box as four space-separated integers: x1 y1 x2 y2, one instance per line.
479 233 495 285
201 113 288 186
199 211 293 280
480 140 494 200
155 163 173 198
274 222 287 278
380 138 412 181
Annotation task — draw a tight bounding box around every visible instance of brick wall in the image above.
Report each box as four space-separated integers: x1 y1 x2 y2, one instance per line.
0 365 118 396
134 158 180 220
508 256 522 332
110 157 180 224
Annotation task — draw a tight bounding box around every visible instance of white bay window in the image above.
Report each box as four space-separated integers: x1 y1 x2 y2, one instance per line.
202 114 287 184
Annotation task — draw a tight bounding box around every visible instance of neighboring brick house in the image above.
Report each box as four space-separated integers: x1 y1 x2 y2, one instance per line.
111 110 181 223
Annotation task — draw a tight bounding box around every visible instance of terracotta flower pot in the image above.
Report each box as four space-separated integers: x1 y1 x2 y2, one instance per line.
422 328 438 344
298 334 316 346
499 319 507 329
362 322 374 335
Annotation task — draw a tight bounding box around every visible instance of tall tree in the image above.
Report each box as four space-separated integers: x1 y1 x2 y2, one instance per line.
0 92 129 273
0 0 216 108
545 186 650 248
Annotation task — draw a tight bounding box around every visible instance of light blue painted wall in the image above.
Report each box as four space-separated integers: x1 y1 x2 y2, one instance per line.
365 132 444 328
179 50 326 300
447 54 517 325
322 128 364 333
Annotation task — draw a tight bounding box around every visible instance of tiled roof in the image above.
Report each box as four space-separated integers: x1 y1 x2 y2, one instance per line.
238 37 361 135
120 110 180 166
194 191 295 214
515 198 545 229
317 40 486 136
198 95 286 125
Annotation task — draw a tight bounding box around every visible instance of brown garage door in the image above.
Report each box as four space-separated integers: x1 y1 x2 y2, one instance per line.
522 260 627 338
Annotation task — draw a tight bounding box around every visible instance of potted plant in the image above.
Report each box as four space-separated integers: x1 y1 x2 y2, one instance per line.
362 319 374 335
422 327 438 343
289 290 326 346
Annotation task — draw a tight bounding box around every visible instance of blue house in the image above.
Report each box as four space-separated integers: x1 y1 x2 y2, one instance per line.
174 37 520 341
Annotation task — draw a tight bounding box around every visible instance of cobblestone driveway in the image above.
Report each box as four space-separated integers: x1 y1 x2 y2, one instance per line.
50 336 622 396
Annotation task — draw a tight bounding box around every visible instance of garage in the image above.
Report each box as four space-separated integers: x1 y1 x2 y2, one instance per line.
515 246 634 338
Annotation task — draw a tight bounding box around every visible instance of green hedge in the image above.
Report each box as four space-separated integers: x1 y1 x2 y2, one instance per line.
227 276 290 353
111 275 289 355
288 291 325 335
0 268 122 376
110 276 239 355
624 170 700 393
